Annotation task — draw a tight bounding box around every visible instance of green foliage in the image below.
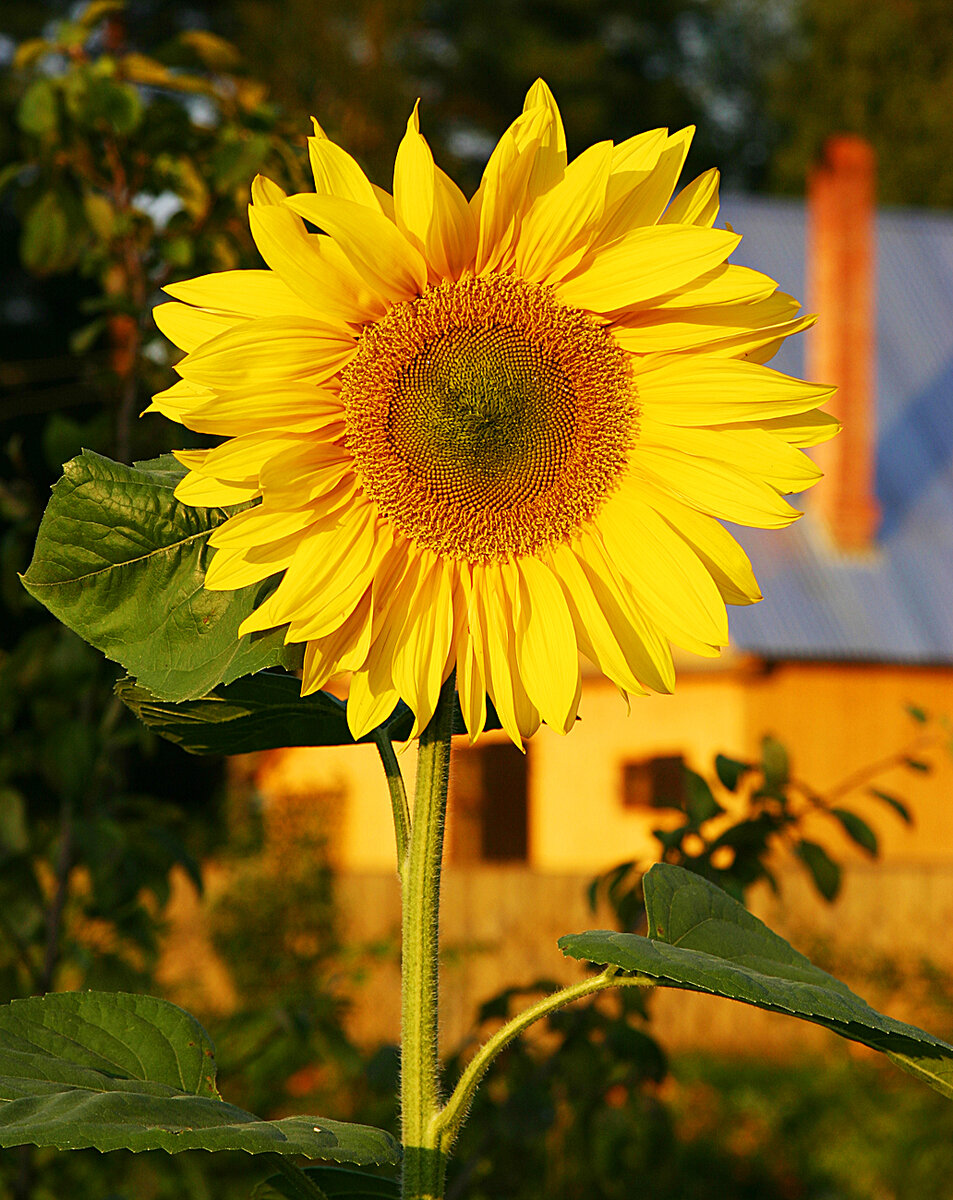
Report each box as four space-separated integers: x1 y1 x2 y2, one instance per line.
768 0 953 205
116 673 502 754
22 451 302 700
0 990 399 1162
590 726 932 929
562 864 953 1100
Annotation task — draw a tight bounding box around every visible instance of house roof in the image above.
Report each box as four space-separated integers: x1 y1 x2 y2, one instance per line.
715 194 953 665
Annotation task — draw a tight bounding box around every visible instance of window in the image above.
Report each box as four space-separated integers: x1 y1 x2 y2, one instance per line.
621 755 686 810
449 742 529 863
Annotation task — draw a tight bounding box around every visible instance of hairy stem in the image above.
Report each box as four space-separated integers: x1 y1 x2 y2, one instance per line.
400 674 455 1200
373 729 410 881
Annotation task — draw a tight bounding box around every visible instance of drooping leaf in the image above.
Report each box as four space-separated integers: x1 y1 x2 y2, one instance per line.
115 673 501 755
0 991 399 1163
759 734 789 790
793 838 841 901
254 1165 399 1200
21 452 301 702
829 808 878 856
714 754 751 792
683 768 724 825
867 787 913 825
560 864 953 1100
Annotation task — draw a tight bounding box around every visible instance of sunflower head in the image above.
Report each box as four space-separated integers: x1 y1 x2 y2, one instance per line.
150 80 836 744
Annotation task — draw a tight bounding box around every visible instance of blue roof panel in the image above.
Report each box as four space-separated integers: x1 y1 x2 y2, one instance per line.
711 194 953 664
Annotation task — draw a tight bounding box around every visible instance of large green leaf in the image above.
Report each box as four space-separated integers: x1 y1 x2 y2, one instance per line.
559 863 953 1099
21 451 301 701
115 673 502 754
0 991 399 1163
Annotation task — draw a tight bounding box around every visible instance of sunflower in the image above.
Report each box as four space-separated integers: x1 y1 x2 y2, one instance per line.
150 80 836 744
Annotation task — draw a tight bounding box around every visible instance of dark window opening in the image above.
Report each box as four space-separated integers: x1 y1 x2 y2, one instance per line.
450 742 529 863
621 755 686 810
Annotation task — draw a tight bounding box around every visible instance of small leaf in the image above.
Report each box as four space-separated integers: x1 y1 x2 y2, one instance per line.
904 758 931 773
559 863 953 1101
0 991 399 1163
760 735 789 789
17 79 58 135
829 808 878 857
793 838 841 901
715 754 751 792
906 704 929 724
683 768 724 825
868 787 913 825
20 192 74 274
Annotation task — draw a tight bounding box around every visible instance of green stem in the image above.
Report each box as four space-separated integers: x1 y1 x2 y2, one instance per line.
434 969 654 1156
373 729 411 880
400 674 456 1200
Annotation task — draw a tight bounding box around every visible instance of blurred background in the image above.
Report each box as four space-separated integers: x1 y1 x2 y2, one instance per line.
3 1 953 1197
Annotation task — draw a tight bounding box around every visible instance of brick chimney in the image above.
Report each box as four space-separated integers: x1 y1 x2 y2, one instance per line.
807 135 880 551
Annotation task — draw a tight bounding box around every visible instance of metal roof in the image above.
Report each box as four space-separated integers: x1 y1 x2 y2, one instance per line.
713 194 953 664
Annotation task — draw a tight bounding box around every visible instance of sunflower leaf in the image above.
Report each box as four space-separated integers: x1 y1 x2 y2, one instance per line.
559 863 953 1100
0 991 399 1162
21 451 302 701
115 672 501 754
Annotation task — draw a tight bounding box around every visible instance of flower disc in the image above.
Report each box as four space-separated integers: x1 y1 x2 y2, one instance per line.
342 274 635 561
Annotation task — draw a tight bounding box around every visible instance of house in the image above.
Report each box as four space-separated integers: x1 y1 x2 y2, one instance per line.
165 140 953 1051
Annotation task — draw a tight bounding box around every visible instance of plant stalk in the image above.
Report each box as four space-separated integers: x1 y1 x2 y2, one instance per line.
400 674 456 1200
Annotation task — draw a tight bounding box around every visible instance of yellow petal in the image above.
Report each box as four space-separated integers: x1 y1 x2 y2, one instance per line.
516 140 613 283
471 104 553 275
301 588 374 694
182 385 343 436
145 378 214 421
639 418 824 492
346 670 400 741
176 430 305 484
557 224 740 314
453 567 487 741
660 168 720 227
173 471 258 506
284 193 427 302
595 126 694 244
258 440 353 508
393 101 476 279
647 263 778 309
153 302 242 353
733 410 841 448
241 502 381 638
204 529 304 591
605 129 668 209
249 177 385 325
571 533 676 693
611 292 809 355
634 485 761 606
175 317 356 389
633 354 835 425
513 556 580 733
163 269 322 319
308 127 382 211
597 487 730 648
631 446 801 528
391 556 454 737
208 502 319 549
